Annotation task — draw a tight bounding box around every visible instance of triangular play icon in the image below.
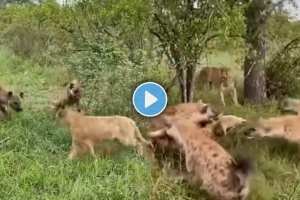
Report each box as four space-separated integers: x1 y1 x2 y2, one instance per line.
144 90 158 108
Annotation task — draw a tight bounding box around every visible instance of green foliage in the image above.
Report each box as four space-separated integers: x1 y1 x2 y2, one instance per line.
266 38 300 99
2 37 300 199
1 1 300 200
0 1 71 64
69 42 142 115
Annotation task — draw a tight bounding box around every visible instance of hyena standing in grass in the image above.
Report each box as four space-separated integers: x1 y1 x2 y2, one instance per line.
0 86 24 120
54 80 82 112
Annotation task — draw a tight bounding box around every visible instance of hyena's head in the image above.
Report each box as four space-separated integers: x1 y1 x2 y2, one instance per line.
196 100 219 121
7 91 24 112
68 80 82 100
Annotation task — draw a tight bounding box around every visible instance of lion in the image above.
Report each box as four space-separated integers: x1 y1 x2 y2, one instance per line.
250 115 300 143
58 109 152 159
195 67 239 106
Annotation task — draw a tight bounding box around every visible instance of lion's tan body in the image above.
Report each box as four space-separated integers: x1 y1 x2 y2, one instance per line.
253 115 300 143
149 118 252 200
196 67 239 106
61 109 150 159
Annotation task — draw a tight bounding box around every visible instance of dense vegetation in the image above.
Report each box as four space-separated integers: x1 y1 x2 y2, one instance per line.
1 0 300 199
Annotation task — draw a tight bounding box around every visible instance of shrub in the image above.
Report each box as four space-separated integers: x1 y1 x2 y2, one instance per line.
266 38 300 99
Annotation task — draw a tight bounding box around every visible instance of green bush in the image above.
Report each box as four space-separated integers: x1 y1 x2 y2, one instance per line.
68 40 172 116
266 38 300 99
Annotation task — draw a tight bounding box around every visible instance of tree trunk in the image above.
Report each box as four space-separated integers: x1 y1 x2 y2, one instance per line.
186 63 196 102
243 0 269 104
177 67 187 103
177 64 196 103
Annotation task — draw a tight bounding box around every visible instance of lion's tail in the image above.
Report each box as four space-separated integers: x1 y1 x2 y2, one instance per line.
133 123 152 147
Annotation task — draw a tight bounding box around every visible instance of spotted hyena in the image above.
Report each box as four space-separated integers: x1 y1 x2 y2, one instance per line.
149 116 253 200
150 101 218 131
54 80 82 112
0 86 24 120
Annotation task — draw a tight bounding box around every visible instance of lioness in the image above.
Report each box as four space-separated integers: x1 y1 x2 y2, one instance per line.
195 67 239 106
58 109 151 159
250 115 300 143
149 117 253 200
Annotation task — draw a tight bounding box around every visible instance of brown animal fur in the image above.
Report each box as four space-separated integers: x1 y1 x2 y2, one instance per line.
210 115 247 137
252 115 300 143
54 80 82 112
59 109 151 159
0 86 24 120
195 67 239 106
149 118 252 200
150 102 217 131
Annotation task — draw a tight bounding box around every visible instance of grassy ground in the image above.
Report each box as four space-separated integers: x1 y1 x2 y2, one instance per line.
1 48 300 200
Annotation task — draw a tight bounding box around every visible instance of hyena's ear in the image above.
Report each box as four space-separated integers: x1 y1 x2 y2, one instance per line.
7 91 13 97
20 92 24 99
200 105 208 114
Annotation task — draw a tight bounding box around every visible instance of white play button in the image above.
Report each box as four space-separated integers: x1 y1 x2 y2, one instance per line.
144 90 158 108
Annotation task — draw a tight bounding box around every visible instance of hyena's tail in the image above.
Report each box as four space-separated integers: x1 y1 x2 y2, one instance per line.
233 157 254 200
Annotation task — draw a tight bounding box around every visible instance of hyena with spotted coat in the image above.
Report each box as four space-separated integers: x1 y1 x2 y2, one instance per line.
0 86 24 120
150 118 253 200
54 80 82 112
